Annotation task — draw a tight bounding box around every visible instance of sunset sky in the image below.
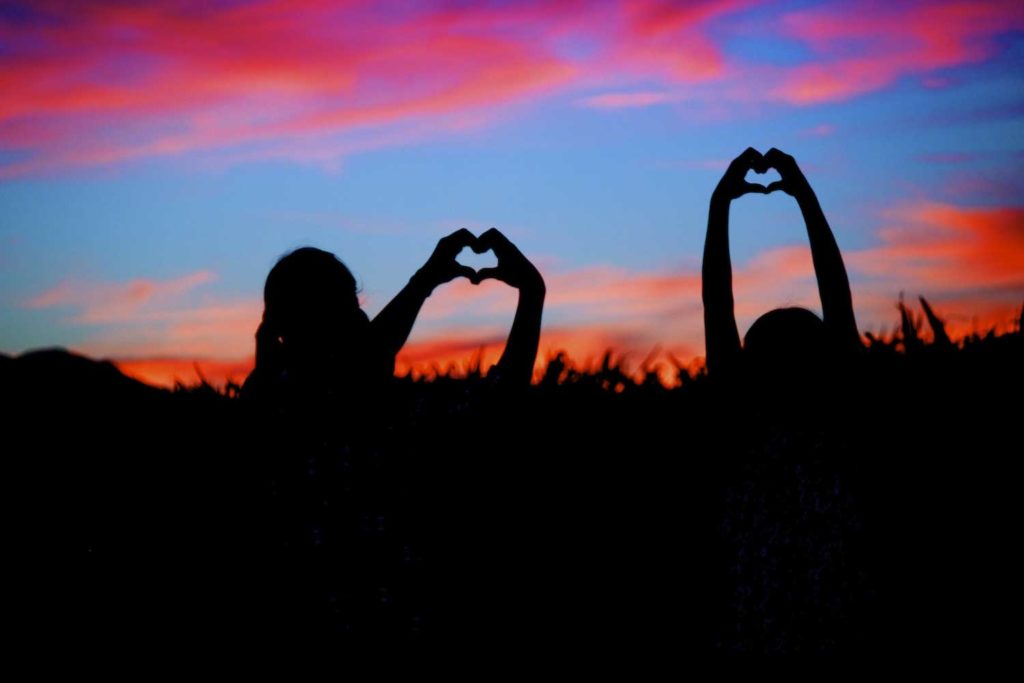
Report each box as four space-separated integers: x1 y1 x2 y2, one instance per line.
1 0 1022 386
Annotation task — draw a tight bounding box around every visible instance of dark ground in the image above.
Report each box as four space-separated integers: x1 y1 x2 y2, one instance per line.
3 314 1021 658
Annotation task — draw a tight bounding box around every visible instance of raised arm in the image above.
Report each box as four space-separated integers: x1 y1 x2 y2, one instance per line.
474 228 546 387
370 229 477 368
764 148 860 350
703 148 768 378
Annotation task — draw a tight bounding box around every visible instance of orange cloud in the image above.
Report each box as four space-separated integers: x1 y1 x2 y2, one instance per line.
849 202 1024 292
842 201 1024 337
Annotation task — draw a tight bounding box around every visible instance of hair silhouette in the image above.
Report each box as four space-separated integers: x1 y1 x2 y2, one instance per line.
242 247 376 403
702 147 860 382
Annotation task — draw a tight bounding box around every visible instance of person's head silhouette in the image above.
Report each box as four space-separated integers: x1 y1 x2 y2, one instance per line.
249 247 373 401
744 307 828 366
742 307 836 391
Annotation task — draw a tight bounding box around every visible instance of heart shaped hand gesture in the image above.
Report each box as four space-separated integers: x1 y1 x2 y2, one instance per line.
715 147 812 202
415 228 544 296
469 228 545 296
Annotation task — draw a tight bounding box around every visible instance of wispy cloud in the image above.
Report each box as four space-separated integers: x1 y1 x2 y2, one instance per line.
848 202 1024 293
799 123 835 137
580 91 679 109
24 269 259 359
772 0 1024 103
25 270 217 323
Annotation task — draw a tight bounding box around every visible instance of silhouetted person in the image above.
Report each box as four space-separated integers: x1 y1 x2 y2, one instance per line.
241 227 545 403
232 228 545 641
702 147 860 385
700 148 873 653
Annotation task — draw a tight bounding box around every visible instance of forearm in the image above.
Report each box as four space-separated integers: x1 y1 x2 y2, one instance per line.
704 194 735 309
795 189 859 346
703 194 742 375
369 270 435 362
494 285 545 386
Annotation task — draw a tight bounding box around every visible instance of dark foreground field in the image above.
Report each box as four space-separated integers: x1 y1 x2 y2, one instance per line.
3 313 1021 658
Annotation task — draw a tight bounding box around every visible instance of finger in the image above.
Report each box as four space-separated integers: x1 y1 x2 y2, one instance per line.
740 147 762 164
765 180 786 194
728 148 756 174
475 227 512 256
750 152 771 175
764 147 794 173
440 228 477 255
452 264 477 282
741 146 764 169
446 227 476 243
740 181 768 196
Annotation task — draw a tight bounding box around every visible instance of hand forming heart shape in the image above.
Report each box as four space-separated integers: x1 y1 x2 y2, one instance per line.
416 227 545 295
716 147 810 201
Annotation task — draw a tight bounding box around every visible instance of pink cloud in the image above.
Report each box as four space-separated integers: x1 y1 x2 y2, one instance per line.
581 91 678 109
774 0 1024 103
799 123 835 137
0 0 767 176
74 300 261 360
2 1 1019 175
606 0 752 81
0 0 584 176
23 269 260 360
25 270 217 323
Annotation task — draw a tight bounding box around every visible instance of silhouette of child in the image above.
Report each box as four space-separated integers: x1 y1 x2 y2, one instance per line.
702 147 861 388
701 148 869 654
241 227 545 403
